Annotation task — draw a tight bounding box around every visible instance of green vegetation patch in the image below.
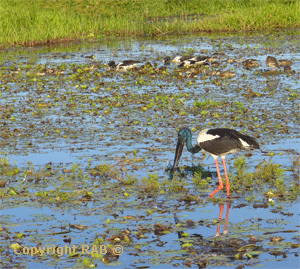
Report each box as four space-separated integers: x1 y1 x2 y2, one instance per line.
1 0 300 46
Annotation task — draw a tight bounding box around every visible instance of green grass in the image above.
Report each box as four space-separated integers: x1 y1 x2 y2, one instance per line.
0 0 299 47
230 156 286 196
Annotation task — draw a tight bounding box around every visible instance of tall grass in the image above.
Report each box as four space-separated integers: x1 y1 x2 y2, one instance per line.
0 0 299 46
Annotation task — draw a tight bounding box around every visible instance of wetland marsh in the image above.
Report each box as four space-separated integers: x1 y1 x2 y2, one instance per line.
0 32 299 268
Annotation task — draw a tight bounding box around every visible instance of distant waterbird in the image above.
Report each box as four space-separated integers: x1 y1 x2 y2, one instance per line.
219 70 235 78
279 59 292 67
172 55 194 63
243 59 259 68
107 60 141 71
189 55 210 65
171 127 262 198
177 55 213 68
163 56 172 65
266 56 281 71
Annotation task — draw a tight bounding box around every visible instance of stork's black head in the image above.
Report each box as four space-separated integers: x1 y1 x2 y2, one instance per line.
171 127 201 173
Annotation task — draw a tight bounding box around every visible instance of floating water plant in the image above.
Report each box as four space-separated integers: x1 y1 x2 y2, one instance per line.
139 172 160 193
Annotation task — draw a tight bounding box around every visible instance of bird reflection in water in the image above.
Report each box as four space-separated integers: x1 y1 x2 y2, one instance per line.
266 78 280 90
215 202 230 236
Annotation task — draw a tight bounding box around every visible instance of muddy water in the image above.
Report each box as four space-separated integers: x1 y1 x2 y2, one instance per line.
0 31 299 268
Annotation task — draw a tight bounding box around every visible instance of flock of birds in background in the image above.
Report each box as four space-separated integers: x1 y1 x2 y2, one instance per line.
107 54 291 198
107 54 293 73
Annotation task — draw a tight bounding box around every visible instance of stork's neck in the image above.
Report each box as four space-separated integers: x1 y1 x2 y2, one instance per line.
179 128 201 154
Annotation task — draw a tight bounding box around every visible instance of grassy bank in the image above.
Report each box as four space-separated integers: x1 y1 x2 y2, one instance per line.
0 0 299 47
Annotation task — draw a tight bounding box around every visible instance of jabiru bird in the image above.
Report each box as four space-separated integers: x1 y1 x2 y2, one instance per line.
171 127 261 198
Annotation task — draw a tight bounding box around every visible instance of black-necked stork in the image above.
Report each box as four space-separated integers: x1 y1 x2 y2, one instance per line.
108 60 141 71
171 127 260 198
266 56 281 71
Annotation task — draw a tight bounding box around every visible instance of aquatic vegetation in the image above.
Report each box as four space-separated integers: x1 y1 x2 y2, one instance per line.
230 157 286 195
230 156 256 190
139 173 161 193
254 159 285 183
163 176 188 193
0 157 19 174
193 99 224 109
89 163 121 180
192 171 207 187
121 175 137 185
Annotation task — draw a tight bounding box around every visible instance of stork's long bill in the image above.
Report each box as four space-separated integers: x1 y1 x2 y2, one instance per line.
172 139 184 171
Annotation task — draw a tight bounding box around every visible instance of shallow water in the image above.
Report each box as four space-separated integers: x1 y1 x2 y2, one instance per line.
0 31 299 268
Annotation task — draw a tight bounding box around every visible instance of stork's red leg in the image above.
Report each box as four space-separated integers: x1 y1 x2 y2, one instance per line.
222 157 230 197
209 159 224 197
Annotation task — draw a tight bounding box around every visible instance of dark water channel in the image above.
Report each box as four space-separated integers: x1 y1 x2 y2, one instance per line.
0 31 299 268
